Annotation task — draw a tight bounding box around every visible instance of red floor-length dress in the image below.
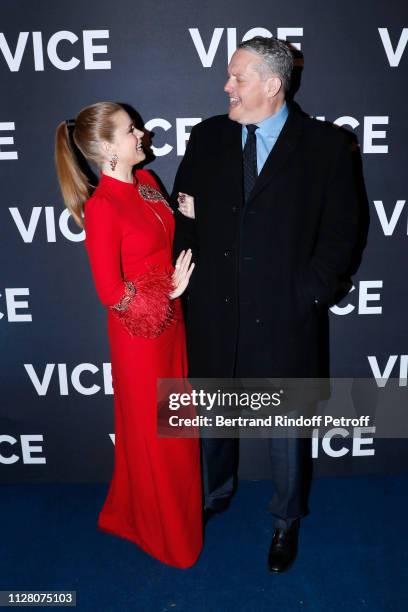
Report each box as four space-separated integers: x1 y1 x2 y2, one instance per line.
83 169 202 568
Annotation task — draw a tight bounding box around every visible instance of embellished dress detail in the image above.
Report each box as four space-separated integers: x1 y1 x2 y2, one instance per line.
84 169 202 568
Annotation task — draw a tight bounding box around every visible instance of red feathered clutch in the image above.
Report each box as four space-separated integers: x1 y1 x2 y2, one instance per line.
111 266 175 338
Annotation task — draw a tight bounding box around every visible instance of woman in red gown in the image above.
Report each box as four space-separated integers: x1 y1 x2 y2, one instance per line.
55 102 202 568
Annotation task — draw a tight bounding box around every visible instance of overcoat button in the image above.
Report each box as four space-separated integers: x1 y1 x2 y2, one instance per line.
224 250 230 257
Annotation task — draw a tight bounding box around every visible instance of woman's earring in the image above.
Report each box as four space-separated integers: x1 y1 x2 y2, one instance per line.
110 153 118 171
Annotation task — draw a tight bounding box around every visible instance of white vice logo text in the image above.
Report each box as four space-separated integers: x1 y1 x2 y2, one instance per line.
330 281 383 316
311 427 375 458
144 118 201 157
189 27 303 65
9 206 84 242
25 363 113 395
314 115 389 154
0 435 46 464
373 200 407 235
378 28 408 67
0 30 111 71
368 356 408 387
0 289 31 322
0 122 17 159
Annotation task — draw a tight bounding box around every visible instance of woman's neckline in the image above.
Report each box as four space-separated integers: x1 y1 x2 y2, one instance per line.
99 170 139 188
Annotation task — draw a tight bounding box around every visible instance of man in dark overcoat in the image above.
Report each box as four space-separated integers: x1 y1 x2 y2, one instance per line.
171 36 359 572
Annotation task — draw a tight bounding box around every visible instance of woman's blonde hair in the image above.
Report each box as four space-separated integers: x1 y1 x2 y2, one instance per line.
55 101 123 227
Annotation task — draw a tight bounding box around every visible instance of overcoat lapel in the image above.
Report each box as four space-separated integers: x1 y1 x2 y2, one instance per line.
223 119 244 204
248 104 304 203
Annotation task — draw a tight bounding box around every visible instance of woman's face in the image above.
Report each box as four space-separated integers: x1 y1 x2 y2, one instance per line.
110 109 146 166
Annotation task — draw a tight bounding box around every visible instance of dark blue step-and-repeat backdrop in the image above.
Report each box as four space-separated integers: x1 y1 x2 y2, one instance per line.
1 1 407 482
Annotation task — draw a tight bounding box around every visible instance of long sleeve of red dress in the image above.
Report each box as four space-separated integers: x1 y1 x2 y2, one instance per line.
85 195 126 307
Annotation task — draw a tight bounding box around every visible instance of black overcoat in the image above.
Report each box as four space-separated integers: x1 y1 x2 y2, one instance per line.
171 103 359 378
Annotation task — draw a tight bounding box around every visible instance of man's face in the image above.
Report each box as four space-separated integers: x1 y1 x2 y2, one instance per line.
224 49 271 124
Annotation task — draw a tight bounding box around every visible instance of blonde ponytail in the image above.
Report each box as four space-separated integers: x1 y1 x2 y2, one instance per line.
54 102 123 228
55 121 90 228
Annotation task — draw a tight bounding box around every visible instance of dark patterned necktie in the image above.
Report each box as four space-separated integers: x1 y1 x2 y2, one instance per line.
243 124 258 202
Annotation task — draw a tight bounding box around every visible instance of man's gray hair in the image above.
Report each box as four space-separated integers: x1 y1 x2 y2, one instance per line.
238 36 294 92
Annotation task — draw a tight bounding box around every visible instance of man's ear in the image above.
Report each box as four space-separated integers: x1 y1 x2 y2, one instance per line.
267 76 282 97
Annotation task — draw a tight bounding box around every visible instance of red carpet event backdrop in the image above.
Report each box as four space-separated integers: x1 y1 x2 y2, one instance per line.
1 0 407 482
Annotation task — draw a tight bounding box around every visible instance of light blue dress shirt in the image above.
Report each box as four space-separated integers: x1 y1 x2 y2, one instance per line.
242 102 289 174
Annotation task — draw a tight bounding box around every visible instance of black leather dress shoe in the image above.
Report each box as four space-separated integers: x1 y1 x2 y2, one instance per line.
267 522 299 573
